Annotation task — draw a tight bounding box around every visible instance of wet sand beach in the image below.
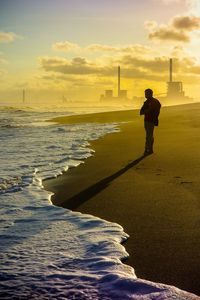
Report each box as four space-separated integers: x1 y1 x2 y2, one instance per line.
44 103 200 296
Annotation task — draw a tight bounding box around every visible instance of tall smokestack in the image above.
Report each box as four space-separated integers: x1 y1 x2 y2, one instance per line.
169 58 172 82
118 66 120 97
22 89 25 103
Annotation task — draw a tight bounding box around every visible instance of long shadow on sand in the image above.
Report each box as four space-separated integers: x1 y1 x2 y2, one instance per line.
62 155 146 210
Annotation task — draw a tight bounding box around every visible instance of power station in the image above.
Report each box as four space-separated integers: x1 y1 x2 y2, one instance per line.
162 58 192 104
167 58 184 98
100 59 193 106
100 66 128 101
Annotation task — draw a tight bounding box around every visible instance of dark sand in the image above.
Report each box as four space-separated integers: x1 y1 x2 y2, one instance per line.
44 103 200 295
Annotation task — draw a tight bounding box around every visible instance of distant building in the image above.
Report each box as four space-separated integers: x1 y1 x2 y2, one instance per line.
132 58 193 108
105 90 113 98
100 66 129 102
159 58 193 105
119 90 128 98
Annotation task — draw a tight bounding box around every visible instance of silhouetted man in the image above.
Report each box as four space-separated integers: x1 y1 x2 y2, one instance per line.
140 89 161 155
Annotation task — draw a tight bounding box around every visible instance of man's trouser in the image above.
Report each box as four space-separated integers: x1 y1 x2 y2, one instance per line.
144 121 154 152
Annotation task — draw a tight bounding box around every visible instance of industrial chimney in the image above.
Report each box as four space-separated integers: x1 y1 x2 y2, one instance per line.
169 58 173 82
118 66 121 97
22 89 25 103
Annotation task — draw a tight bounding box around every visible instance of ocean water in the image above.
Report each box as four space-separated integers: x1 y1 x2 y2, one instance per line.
0 107 199 300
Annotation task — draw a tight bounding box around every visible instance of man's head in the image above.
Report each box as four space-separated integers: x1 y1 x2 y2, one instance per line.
145 88 153 99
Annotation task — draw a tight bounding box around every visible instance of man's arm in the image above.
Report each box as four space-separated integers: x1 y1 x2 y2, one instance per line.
140 101 150 115
154 101 161 118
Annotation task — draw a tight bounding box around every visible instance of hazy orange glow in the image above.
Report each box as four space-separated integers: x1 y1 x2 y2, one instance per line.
0 0 200 106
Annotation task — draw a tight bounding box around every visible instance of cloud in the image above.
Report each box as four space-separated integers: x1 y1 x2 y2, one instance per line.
39 55 153 79
52 40 153 56
170 45 187 57
87 43 152 55
187 65 200 74
118 55 170 79
52 41 80 52
38 50 200 86
144 21 158 30
172 15 200 31
86 44 117 52
115 54 200 81
52 41 116 53
0 31 21 43
38 73 91 87
146 15 200 42
39 56 101 75
149 27 190 42
39 54 167 82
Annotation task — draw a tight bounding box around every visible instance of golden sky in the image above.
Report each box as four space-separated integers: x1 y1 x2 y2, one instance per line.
0 0 200 104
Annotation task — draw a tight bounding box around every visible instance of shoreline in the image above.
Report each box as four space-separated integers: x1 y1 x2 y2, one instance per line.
44 103 200 296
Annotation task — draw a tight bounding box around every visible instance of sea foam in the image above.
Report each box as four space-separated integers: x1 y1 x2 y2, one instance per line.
0 109 199 299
